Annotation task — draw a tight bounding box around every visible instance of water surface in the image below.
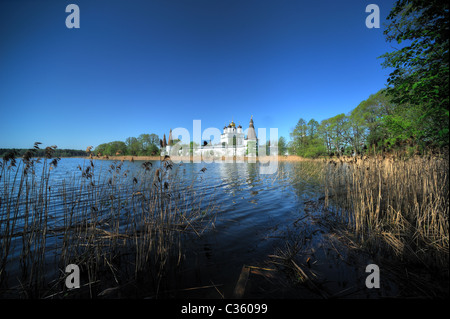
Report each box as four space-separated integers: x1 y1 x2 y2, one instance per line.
0 157 390 298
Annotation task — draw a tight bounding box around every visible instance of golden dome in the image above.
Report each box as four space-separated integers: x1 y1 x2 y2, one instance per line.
229 120 236 127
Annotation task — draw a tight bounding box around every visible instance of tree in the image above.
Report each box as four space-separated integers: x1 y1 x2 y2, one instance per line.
138 133 160 155
349 89 395 150
138 134 152 153
107 141 127 156
146 143 160 156
94 143 108 156
318 119 333 155
277 136 288 155
290 118 308 155
289 118 327 158
93 133 160 157
380 0 449 147
94 141 127 156
301 138 327 158
307 119 319 140
125 137 140 156
327 113 351 156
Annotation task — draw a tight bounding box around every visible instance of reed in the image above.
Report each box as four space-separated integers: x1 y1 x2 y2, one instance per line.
268 154 448 297
323 154 449 270
0 144 217 298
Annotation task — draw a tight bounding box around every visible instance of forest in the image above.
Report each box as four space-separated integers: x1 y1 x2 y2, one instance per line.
93 133 161 157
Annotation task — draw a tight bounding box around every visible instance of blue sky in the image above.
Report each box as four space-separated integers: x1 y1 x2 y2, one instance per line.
0 0 397 149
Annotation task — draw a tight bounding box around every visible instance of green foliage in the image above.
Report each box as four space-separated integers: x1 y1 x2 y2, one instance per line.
137 133 160 155
380 0 449 147
326 113 350 156
289 1 448 157
246 140 257 156
94 133 161 156
301 138 327 158
290 87 445 157
289 118 329 158
289 88 440 158
125 137 141 156
277 136 288 155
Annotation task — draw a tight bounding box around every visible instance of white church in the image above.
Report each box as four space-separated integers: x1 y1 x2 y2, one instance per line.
162 116 258 158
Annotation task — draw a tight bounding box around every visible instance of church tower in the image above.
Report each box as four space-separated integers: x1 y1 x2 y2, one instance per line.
168 129 173 146
246 116 258 157
247 116 257 141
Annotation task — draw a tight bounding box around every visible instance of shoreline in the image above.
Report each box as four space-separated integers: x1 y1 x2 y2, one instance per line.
83 155 319 162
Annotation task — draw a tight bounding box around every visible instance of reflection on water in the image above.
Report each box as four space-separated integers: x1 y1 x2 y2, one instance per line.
1 158 388 298
165 160 332 298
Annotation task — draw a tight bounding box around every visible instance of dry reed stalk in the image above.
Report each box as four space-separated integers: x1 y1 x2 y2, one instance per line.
324 154 449 268
0 145 218 298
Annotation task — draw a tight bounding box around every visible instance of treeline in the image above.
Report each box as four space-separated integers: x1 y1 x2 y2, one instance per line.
290 88 446 158
0 148 86 158
289 0 448 158
94 133 161 156
289 89 406 157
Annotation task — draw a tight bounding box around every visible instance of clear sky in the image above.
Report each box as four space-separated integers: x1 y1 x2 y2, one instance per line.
0 0 397 150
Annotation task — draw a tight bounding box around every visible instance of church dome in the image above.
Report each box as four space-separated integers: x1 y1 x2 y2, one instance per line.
229 121 236 128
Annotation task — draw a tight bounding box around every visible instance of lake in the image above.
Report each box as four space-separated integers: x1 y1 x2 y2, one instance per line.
0 157 395 298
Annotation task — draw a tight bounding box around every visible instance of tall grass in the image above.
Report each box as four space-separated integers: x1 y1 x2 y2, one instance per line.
323 154 449 270
0 144 217 298
270 154 449 297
